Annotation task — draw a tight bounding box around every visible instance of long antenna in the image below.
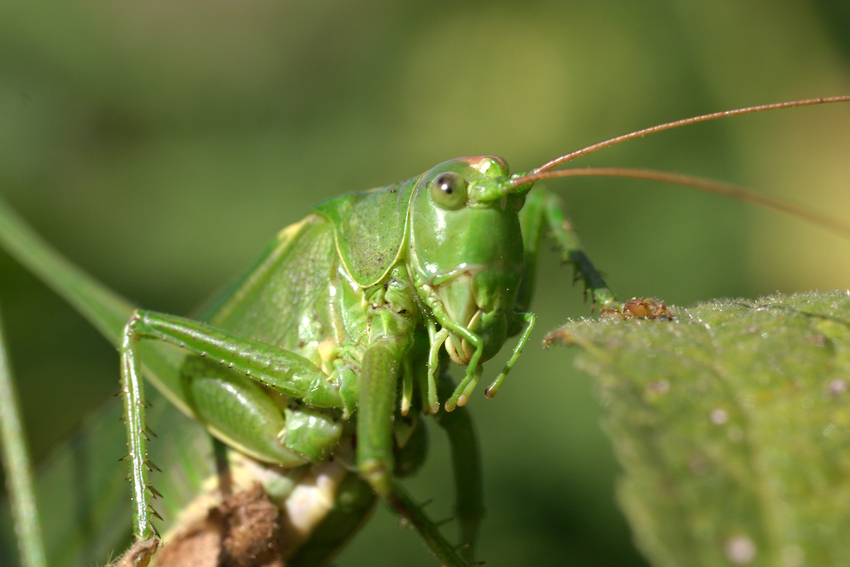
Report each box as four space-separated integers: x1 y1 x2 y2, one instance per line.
506 96 850 240
510 167 850 240
529 96 850 174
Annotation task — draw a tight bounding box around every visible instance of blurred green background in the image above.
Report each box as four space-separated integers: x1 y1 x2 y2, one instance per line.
1 1 849 566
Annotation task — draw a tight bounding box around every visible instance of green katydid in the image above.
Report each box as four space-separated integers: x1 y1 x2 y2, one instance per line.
1 96 850 567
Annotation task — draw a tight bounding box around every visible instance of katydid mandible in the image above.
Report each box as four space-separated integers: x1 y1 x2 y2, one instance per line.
1 96 849 567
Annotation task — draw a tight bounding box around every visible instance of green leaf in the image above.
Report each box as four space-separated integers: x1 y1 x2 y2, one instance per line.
545 291 850 567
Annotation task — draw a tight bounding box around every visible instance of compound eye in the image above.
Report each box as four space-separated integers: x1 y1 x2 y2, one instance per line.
430 171 468 210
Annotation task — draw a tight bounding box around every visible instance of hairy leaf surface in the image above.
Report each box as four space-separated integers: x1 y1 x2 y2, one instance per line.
546 291 850 567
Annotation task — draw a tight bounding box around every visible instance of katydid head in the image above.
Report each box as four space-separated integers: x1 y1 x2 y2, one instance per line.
409 157 530 366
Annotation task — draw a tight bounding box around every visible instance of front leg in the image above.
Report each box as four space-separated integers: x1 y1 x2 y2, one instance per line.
433 372 484 561
355 338 471 567
517 188 673 320
516 187 619 315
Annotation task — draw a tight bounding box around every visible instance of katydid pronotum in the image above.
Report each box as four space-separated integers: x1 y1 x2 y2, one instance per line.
1 97 849 567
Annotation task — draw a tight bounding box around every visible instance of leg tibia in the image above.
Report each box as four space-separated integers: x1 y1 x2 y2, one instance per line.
517 188 618 315
434 372 484 560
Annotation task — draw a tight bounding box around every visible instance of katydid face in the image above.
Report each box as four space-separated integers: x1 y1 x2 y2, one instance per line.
409 157 527 365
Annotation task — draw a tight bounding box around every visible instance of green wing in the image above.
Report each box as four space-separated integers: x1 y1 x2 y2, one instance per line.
313 175 420 287
196 214 336 348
